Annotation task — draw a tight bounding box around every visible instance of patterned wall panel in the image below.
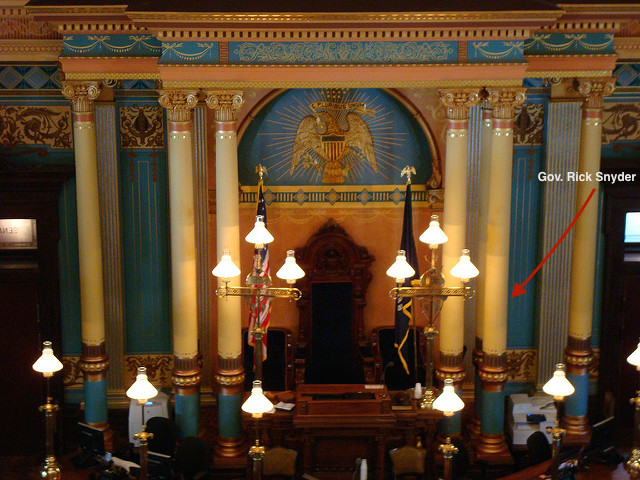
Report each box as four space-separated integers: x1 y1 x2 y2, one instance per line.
238 88 437 206
601 95 640 159
0 65 61 90
228 41 457 65
508 101 545 349
117 102 171 354
0 104 71 150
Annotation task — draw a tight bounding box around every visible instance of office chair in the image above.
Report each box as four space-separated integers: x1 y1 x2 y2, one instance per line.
146 416 179 457
389 445 426 480
262 446 298 480
174 436 212 480
527 431 552 466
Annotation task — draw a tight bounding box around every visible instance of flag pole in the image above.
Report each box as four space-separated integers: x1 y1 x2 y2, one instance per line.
402 166 419 387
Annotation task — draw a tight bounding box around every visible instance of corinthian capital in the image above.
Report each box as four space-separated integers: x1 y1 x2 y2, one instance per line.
61 81 101 114
204 90 244 122
485 87 527 120
158 89 199 122
574 77 616 109
439 88 482 120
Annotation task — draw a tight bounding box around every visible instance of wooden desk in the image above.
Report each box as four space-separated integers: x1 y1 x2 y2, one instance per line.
496 460 630 480
244 386 442 480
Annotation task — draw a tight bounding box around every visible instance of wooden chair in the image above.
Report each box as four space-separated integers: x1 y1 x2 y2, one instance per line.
242 327 294 391
262 446 298 480
371 326 426 391
389 445 427 480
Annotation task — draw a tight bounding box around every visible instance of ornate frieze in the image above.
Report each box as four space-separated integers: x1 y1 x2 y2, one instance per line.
505 349 537 382
0 105 71 149
229 41 456 65
524 33 615 55
0 10 60 39
513 103 545 146
118 105 164 149
204 90 244 123
574 77 616 110
62 356 83 389
467 40 524 63
602 102 640 143
158 89 198 123
124 354 173 388
61 81 101 114
62 34 161 57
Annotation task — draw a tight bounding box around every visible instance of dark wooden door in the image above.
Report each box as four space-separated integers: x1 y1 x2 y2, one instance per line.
0 274 44 456
599 179 640 443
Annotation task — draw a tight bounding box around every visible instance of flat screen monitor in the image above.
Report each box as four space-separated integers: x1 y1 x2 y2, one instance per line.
78 422 106 457
587 416 615 452
148 451 174 480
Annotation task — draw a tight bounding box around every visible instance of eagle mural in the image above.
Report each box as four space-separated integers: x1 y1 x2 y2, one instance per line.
290 110 377 184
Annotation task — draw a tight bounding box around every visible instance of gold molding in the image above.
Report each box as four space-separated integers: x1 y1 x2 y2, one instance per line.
526 70 615 79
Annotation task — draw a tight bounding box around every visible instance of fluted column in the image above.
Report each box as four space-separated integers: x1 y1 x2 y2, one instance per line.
437 88 481 436
563 78 615 438
477 87 526 457
204 90 245 457
62 81 111 444
158 89 201 437
471 101 493 438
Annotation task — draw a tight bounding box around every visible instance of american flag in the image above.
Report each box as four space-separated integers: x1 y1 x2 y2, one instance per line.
247 183 271 360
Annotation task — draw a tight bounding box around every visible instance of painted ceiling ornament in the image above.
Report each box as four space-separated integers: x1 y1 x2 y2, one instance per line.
291 89 377 184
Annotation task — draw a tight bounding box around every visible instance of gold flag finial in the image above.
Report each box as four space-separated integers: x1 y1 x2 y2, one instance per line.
256 164 267 181
401 166 416 184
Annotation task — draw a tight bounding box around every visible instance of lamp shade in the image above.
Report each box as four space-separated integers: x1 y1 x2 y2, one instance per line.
276 250 305 283
212 249 241 279
245 215 274 247
450 249 480 282
242 380 274 416
627 341 640 369
433 378 464 416
32 341 63 375
386 250 416 283
126 367 158 403
419 215 448 248
542 363 575 400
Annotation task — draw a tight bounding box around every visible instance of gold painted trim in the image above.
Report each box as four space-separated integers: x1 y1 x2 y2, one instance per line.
526 70 614 79
162 79 523 89
63 72 162 80
129 10 561 25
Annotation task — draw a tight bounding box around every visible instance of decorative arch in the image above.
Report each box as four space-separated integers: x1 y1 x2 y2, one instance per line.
237 88 441 197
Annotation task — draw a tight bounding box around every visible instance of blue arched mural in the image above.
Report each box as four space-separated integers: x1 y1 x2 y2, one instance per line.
238 88 434 200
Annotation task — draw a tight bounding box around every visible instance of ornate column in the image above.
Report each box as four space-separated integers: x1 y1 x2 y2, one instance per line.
204 90 245 457
437 88 481 436
62 81 111 445
563 78 615 438
471 101 493 438
477 87 526 457
158 89 201 437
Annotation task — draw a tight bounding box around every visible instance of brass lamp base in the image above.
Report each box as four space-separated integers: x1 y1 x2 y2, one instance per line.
626 449 640 480
419 387 437 409
40 455 62 480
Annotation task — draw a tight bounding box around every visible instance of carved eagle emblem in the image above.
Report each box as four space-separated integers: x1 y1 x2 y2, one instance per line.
290 110 377 184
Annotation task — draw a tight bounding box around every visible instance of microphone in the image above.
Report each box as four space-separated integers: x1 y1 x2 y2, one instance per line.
381 361 394 387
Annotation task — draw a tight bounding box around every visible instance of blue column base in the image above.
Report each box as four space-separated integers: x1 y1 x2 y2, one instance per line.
84 378 108 424
175 392 200 438
217 392 242 440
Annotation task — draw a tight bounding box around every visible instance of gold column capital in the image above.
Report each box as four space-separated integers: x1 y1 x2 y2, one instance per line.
61 81 101 114
204 90 245 123
485 87 527 120
439 88 482 120
158 89 199 122
574 77 616 109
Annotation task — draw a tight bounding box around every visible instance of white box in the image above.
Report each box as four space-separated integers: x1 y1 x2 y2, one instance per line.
128 391 170 444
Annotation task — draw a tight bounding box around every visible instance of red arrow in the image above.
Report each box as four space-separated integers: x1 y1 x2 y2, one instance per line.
511 187 597 298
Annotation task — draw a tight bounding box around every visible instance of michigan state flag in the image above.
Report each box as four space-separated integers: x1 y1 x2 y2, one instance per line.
395 182 420 375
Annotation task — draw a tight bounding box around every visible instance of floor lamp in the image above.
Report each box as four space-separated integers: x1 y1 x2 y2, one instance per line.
126 366 159 480
542 363 575 480
433 378 465 480
242 380 274 480
625 340 640 479
32 341 64 480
